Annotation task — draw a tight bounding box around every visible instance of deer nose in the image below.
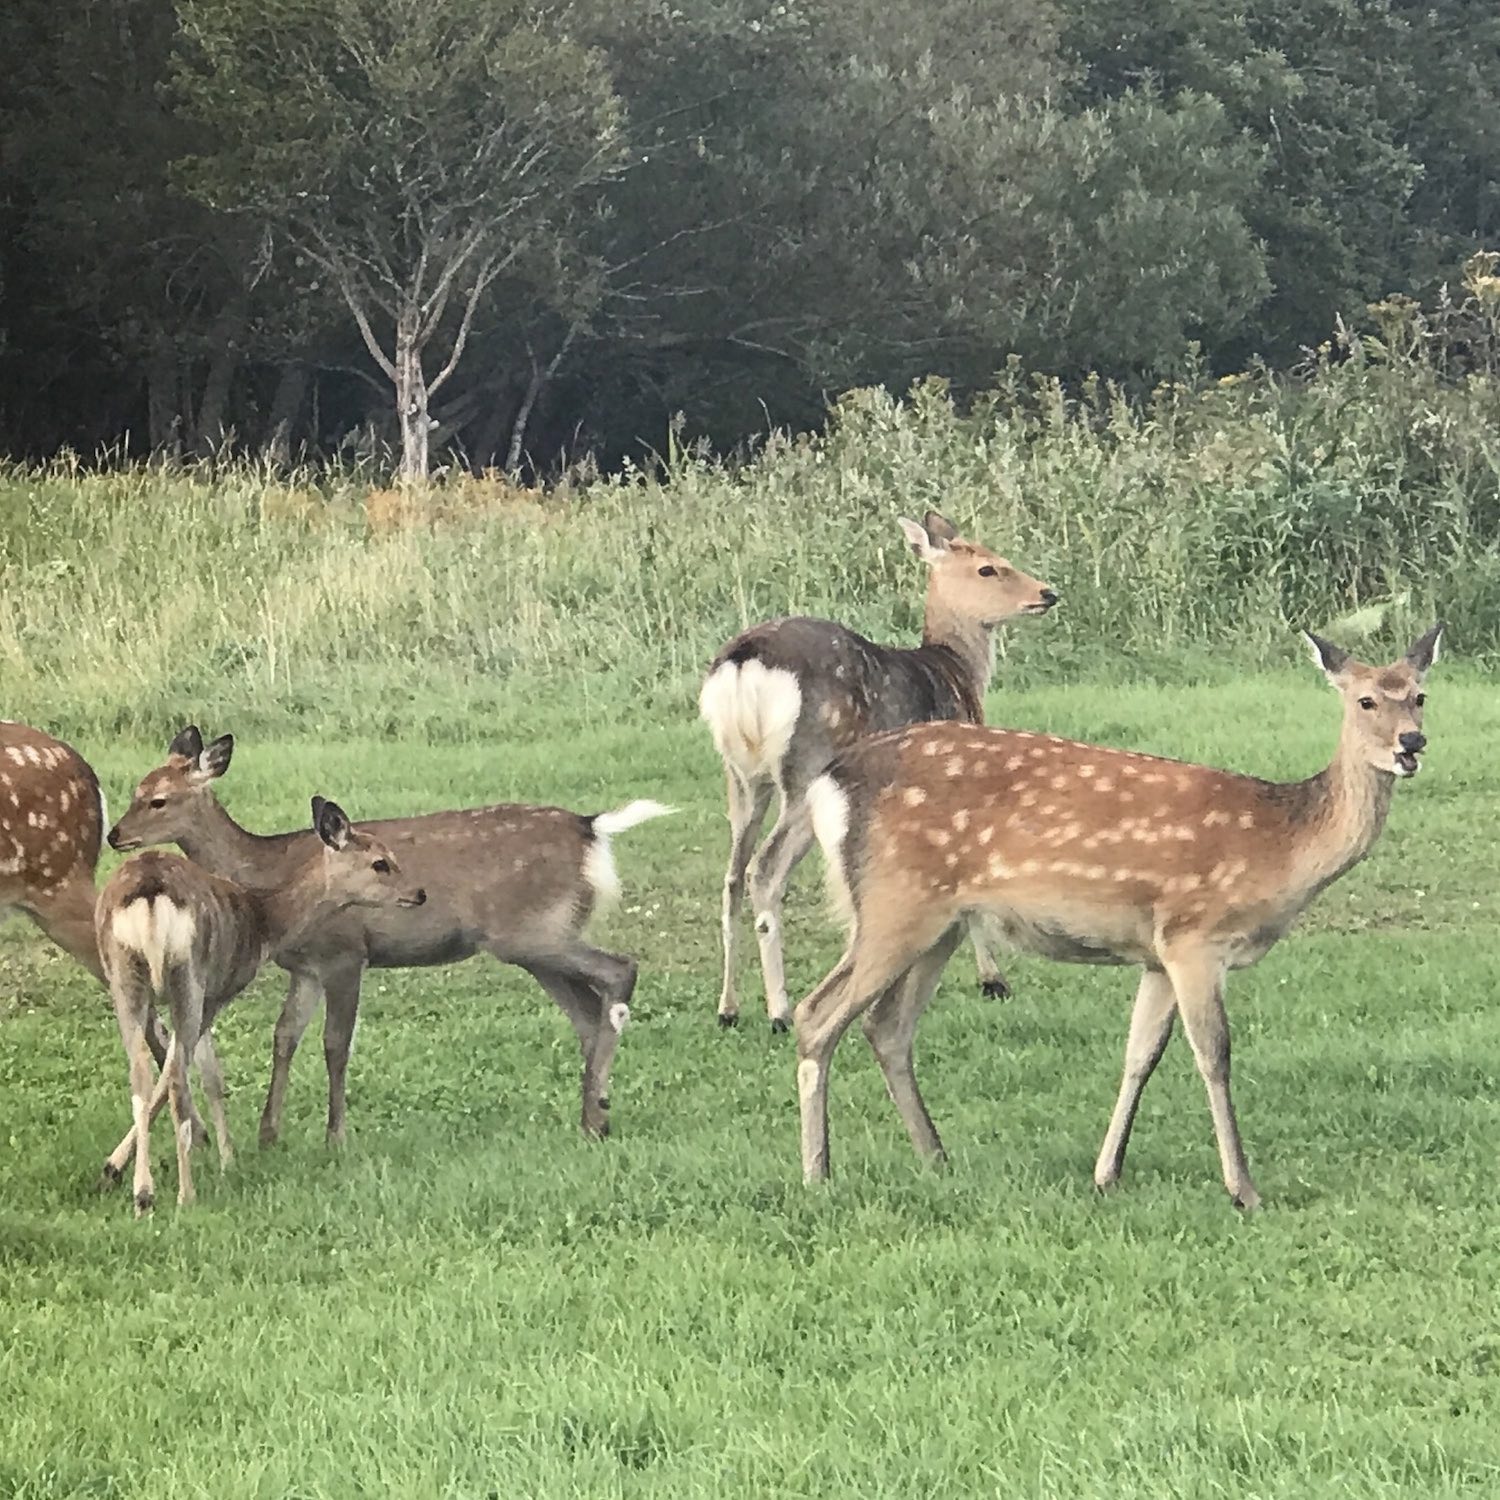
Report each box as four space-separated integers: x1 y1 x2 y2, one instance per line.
1399 731 1426 754
1039 589 1059 608
411 887 428 906
106 826 123 850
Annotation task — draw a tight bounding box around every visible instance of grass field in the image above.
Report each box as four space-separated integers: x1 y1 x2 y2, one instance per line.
2 668 1498 1497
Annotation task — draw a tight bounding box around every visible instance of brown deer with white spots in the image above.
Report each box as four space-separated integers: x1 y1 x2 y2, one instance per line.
107 727 673 1148
0 721 112 979
792 625 1443 1208
97 798 427 1215
700 511 1056 1032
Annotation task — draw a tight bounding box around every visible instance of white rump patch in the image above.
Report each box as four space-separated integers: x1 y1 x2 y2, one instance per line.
584 800 676 908
806 774 854 927
110 895 197 990
698 659 803 782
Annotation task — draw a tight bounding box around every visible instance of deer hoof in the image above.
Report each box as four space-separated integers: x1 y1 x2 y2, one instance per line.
133 1188 155 1217
980 978 1012 1000
717 1012 739 1029
97 1161 122 1193
770 1017 790 1036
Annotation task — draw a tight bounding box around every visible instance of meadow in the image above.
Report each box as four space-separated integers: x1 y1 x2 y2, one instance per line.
3 342 1500 1496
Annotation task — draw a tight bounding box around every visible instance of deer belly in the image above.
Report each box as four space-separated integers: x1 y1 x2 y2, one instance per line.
972 898 1150 967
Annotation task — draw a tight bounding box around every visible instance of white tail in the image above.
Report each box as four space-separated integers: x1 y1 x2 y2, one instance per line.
108 894 197 991
585 800 677 904
699 659 803 782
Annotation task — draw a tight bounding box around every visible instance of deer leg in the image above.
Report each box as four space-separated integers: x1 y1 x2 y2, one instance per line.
861 924 964 1165
966 917 1011 1000
320 962 366 1149
527 946 637 1138
258 970 325 1148
166 971 203 1207
749 791 815 1033
1161 951 1259 1211
105 956 160 1216
717 770 774 1029
100 1061 172 1189
1093 969 1177 1193
194 1032 235 1171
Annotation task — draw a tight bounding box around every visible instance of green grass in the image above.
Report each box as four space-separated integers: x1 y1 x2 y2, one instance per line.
3 672 1498 1497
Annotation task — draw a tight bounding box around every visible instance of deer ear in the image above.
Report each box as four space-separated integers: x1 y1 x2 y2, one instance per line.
1405 621 1443 678
169 725 204 760
923 510 960 544
898 515 949 563
1303 630 1351 683
198 734 233 780
313 797 352 851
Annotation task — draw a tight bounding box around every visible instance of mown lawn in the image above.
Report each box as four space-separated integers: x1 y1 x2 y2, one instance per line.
2 673 1497 1497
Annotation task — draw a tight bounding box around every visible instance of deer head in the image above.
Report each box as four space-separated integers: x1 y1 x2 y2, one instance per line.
1305 623 1443 778
308 796 426 910
898 510 1057 627
108 725 234 852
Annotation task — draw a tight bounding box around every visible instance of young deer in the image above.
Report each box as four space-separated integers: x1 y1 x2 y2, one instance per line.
107 727 673 1146
793 626 1443 1208
0 721 188 1086
700 510 1056 1031
97 798 426 1215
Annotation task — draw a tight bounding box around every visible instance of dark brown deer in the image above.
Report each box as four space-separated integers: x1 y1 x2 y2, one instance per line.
700 511 1056 1031
107 727 673 1147
792 626 1442 1208
97 798 426 1215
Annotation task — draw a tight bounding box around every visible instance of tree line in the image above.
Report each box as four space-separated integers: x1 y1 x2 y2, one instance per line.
1 0 1495 478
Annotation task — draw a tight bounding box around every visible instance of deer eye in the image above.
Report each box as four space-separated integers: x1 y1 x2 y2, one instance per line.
977 565 997 578
149 797 167 809
372 858 391 874
1415 693 1426 708
1358 696 1377 711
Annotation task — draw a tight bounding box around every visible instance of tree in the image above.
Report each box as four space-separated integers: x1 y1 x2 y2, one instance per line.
172 0 627 481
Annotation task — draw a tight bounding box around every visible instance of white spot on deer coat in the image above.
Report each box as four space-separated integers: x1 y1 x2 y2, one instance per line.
903 787 927 807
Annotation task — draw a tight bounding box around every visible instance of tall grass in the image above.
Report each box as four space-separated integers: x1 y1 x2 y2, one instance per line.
4 275 1498 742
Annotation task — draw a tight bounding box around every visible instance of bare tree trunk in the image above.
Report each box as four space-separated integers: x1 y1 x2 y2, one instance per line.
192 298 248 458
506 329 578 477
146 348 183 458
394 308 430 485
263 360 309 467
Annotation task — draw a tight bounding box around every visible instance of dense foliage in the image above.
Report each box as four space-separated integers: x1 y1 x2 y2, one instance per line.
1 0 1495 472
2 280 1495 743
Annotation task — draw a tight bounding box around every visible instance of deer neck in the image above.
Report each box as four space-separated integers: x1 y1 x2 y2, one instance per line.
1289 736 1396 894
252 858 345 962
920 597 994 720
176 794 286 885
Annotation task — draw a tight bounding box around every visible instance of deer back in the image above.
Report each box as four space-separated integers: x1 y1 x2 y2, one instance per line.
816 722 1349 972
0 722 104 904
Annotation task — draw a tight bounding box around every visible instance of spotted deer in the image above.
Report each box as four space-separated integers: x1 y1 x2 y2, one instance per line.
107 727 674 1147
97 798 426 1215
792 625 1443 1208
700 511 1056 1031
0 721 190 1087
